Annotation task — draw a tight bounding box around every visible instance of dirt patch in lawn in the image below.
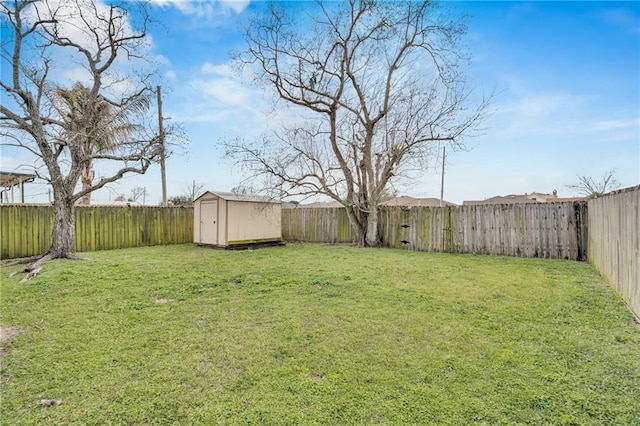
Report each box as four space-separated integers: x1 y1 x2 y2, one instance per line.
0 326 23 357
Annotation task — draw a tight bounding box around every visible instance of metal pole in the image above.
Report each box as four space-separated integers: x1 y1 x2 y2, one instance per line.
440 146 445 207
157 86 168 206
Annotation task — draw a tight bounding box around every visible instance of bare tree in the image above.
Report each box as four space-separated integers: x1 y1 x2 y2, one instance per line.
567 169 621 198
184 180 205 203
168 181 205 206
1 0 168 277
225 0 491 246
130 186 147 203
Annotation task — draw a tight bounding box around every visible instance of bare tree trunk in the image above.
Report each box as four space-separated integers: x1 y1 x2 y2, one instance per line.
365 204 381 247
50 196 77 258
11 193 79 282
344 206 362 247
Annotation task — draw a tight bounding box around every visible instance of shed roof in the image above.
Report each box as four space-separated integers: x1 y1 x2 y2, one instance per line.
195 190 281 204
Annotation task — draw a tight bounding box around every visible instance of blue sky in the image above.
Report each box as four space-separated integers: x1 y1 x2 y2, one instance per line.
3 0 639 204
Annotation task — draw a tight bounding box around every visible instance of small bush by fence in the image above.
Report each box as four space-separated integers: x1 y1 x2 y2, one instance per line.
1 204 194 259
283 202 588 260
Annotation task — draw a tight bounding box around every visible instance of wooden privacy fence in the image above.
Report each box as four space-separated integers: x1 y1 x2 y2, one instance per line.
587 186 639 320
1 204 194 259
283 202 588 260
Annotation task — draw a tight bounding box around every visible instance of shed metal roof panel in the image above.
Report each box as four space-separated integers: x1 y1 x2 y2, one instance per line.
195 190 281 204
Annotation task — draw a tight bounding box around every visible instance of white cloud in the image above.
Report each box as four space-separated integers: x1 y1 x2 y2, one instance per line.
165 70 178 81
20 0 163 100
570 117 639 133
149 0 249 18
499 92 591 118
599 8 640 34
220 0 251 14
201 62 235 77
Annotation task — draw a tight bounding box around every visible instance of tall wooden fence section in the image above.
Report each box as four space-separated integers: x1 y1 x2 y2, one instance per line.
1 205 194 259
380 202 588 259
587 187 639 320
281 208 353 244
283 202 588 260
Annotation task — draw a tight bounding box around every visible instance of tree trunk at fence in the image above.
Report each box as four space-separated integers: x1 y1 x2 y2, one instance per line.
50 196 77 259
10 193 80 283
345 206 365 247
365 204 381 247
346 205 381 247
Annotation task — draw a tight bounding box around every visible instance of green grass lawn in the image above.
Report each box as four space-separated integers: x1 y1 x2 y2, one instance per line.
1 243 638 425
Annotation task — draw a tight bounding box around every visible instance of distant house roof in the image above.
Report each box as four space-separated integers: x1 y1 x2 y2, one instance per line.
295 200 344 208
0 171 36 188
380 196 456 207
463 191 562 205
286 196 457 208
194 190 280 204
463 195 538 205
546 196 589 203
88 200 143 206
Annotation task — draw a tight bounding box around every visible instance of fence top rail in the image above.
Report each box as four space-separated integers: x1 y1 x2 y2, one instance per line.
285 201 587 211
588 185 639 200
0 203 194 209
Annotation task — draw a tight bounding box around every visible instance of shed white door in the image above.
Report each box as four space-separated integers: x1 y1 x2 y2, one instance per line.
200 200 218 245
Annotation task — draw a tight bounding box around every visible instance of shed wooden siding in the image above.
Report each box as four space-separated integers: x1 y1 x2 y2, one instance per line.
587 187 639 320
226 201 281 244
282 202 588 260
194 191 282 247
1 205 193 259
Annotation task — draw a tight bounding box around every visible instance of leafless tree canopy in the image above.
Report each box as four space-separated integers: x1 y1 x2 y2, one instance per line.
130 186 148 203
567 169 621 198
226 0 491 246
184 180 205 203
0 0 167 264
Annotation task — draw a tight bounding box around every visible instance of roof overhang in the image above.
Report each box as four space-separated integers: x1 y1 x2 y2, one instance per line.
0 171 36 188
195 190 281 204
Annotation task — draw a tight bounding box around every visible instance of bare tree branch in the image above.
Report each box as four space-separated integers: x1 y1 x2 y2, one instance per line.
567 169 621 198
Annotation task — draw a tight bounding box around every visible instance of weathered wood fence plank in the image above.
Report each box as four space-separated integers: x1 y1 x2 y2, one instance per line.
285 202 588 260
1 205 194 259
587 186 639 320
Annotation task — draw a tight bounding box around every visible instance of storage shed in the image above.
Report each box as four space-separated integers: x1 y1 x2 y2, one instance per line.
194 191 282 249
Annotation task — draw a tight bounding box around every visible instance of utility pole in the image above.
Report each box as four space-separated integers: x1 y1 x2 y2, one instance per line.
439 146 446 207
157 86 168 207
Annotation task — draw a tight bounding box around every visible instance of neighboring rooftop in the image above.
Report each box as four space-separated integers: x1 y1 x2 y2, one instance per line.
288 196 456 208
463 194 541 206
0 171 36 188
380 196 456 207
462 190 588 205
0 171 37 204
291 200 344 208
